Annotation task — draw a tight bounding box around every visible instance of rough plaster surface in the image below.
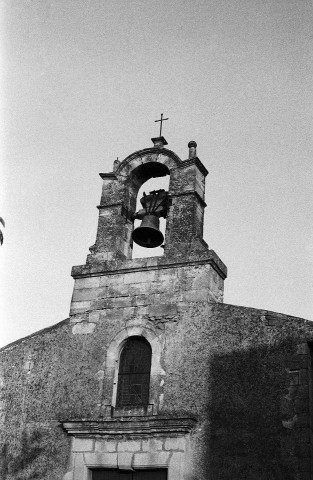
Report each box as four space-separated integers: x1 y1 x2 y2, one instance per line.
1 303 313 479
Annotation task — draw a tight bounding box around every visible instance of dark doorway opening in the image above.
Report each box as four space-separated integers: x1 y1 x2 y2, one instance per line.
91 469 167 480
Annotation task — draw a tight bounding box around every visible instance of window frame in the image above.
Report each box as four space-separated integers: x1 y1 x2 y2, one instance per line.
116 336 152 408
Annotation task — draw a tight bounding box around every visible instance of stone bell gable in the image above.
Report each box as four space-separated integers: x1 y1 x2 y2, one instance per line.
0 137 313 480
85 137 218 264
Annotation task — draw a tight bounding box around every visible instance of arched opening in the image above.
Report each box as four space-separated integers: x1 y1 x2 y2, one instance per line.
132 169 170 259
116 336 152 407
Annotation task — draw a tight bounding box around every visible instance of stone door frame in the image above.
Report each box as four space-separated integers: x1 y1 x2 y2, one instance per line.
62 418 196 480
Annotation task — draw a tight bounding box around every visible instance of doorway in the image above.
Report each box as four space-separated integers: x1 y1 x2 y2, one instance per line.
91 469 167 480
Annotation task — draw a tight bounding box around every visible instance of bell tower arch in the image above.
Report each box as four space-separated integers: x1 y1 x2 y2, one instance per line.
87 137 181 264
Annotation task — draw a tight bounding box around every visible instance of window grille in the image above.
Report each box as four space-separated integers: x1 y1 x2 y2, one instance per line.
116 336 152 407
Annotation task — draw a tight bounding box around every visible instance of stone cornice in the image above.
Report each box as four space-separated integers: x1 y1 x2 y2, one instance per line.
71 251 227 280
97 202 123 210
99 173 117 180
180 157 209 177
62 417 196 437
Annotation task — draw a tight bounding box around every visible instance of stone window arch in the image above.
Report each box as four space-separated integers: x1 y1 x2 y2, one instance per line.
104 325 165 412
116 336 152 407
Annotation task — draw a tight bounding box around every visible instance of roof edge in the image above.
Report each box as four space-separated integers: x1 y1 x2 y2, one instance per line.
0 318 70 353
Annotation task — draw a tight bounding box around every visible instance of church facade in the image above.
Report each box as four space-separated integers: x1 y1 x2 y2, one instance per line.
0 137 313 479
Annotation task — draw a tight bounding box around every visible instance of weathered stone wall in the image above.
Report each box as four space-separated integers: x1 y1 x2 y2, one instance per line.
70 259 225 317
1 301 313 479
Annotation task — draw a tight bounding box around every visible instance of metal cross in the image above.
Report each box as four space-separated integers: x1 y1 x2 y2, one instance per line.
155 113 169 137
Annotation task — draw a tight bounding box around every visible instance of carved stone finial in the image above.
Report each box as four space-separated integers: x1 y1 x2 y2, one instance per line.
188 141 197 159
113 157 120 172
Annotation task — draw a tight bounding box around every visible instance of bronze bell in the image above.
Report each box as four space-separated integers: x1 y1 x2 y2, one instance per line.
132 214 164 248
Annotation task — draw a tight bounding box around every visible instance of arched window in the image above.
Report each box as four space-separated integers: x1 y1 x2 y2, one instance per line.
116 336 152 407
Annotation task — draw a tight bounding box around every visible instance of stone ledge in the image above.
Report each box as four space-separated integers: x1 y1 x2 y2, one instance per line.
71 252 227 280
62 417 196 437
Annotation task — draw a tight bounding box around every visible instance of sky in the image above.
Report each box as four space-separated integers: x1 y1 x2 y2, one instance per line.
0 0 312 348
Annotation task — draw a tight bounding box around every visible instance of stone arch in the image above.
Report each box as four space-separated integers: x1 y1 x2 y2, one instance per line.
115 147 182 182
114 148 182 255
104 324 165 410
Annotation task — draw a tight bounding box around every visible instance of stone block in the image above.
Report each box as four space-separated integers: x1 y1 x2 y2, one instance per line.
72 322 96 335
141 438 164 452
95 287 109 299
265 313 284 326
72 288 96 302
128 284 147 296
89 311 100 323
135 306 149 318
176 301 191 312
125 318 148 329
117 452 134 470
73 453 85 480
70 313 88 324
70 301 91 315
122 307 137 320
145 257 159 267
112 296 133 308
75 277 100 289
107 283 130 297
159 292 183 304
117 440 141 452
183 289 208 303
100 309 122 321
124 270 156 284
191 269 210 290
91 298 112 310
149 303 177 318
133 452 170 468
134 294 151 306
84 452 118 467
169 451 184 478
150 281 166 294
72 438 94 452
164 437 185 451
99 276 110 287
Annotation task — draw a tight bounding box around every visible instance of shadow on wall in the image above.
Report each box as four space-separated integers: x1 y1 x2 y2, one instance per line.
198 339 309 480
